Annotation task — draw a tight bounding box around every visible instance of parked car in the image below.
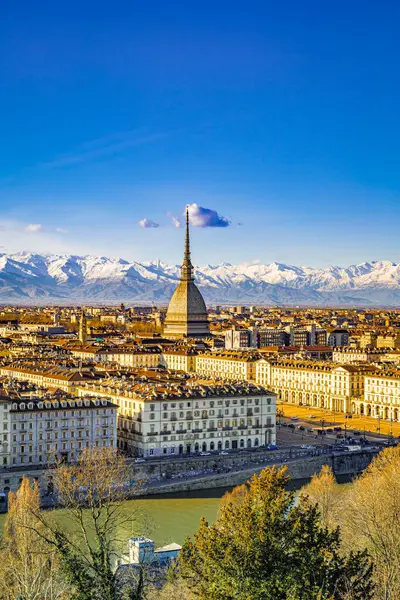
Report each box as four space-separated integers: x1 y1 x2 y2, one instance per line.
307 427 314 433
281 422 288 427
336 433 344 439
353 431 361 436
297 425 305 431
307 415 317 419
326 428 333 433
288 423 296 429
333 426 342 432
134 458 146 463
291 416 299 421
200 452 211 456
219 451 229 455
267 444 279 451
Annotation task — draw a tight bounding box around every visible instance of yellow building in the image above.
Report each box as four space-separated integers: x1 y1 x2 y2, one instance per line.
162 348 197 372
359 371 400 421
194 352 258 382
256 358 373 413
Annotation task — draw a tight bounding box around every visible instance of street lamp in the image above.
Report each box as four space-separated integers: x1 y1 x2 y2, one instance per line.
388 418 393 446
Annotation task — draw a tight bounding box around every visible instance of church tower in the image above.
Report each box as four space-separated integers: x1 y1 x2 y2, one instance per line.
79 311 88 344
163 208 210 339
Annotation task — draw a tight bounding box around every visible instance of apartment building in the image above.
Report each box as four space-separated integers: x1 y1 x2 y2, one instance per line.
0 394 117 468
258 328 288 347
376 333 400 349
78 378 276 457
225 329 257 350
358 371 400 421
0 364 93 393
194 352 258 381
332 347 388 364
161 348 197 372
327 329 349 347
102 347 162 369
256 358 373 413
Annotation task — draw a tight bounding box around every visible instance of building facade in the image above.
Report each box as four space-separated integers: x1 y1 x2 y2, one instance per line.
194 352 258 381
0 394 117 468
78 380 276 457
256 358 372 413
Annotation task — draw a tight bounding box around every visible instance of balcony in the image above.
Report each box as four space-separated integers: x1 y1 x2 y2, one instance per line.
177 429 187 434
238 425 246 430
207 427 217 432
170 417 177 421
192 428 202 433
264 424 274 428
161 430 171 435
147 432 159 437
223 426 233 431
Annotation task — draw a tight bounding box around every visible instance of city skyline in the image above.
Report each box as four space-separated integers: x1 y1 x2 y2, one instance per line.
1 1 400 267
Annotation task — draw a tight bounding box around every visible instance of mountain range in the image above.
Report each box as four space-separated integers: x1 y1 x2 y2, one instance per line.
1 252 400 306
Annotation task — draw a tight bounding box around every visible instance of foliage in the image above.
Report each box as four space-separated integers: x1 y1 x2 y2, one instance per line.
339 447 400 600
178 466 374 600
0 476 67 600
34 448 146 600
301 465 346 530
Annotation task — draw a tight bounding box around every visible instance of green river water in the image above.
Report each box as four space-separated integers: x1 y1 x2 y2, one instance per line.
0 478 350 549
0 488 227 548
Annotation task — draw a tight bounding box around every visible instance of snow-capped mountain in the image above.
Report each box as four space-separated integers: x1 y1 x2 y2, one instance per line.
1 253 400 306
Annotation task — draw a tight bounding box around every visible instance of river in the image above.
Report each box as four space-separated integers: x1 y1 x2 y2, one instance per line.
0 477 351 548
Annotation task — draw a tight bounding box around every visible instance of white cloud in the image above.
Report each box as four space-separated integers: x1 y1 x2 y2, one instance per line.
186 203 231 228
25 223 43 233
55 227 68 234
138 218 160 229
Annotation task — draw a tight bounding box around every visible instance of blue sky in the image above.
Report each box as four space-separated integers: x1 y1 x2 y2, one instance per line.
1 1 399 267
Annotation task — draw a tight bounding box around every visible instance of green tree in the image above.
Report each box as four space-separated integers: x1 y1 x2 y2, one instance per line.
179 467 374 600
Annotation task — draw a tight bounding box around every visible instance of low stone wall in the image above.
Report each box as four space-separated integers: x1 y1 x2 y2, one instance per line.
139 450 378 496
0 448 378 508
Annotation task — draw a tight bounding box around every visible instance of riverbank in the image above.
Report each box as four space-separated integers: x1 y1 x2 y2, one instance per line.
139 448 377 495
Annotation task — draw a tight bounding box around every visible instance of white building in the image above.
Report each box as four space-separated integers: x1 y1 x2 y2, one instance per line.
194 352 258 382
256 358 373 413
0 394 117 467
225 329 257 350
161 348 197 372
0 364 92 393
78 379 276 457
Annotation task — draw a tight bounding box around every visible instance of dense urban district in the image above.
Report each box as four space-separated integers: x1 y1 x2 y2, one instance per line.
0 212 399 599
0 215 399 492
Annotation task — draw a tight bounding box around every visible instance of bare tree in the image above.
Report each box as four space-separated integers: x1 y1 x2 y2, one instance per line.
0 477 68 600
340 447 400 600
33 448 148 600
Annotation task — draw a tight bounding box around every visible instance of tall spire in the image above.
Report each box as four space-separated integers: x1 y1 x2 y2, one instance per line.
181 206 194 281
